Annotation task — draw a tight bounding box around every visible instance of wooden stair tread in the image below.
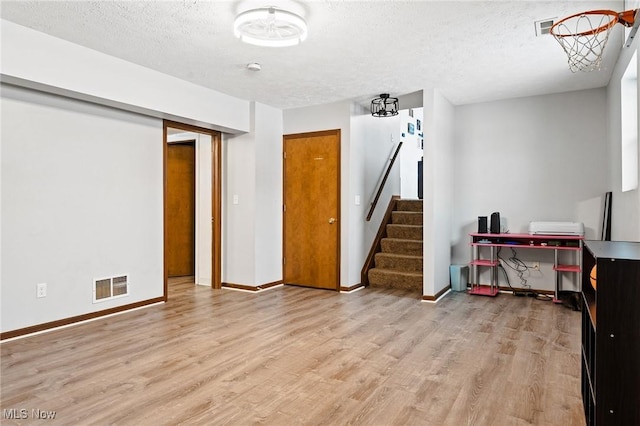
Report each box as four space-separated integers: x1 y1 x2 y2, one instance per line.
375 253 423 259
368 267 423 290
381 238 423 244
396 199 424 212
385 224 423 241
374 252 423 272
369 268 423 276
390 211 423 225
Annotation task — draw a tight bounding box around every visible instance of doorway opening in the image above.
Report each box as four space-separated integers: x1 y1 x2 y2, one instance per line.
163 121 222 298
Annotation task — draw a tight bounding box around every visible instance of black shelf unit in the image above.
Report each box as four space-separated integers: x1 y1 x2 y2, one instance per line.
581 240 640 426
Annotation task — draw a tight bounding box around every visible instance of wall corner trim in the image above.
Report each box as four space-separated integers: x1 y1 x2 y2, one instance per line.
421 286 452 303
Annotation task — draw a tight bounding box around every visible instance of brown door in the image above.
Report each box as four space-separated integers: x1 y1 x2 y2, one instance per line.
167 142 195 277
283 130 340 290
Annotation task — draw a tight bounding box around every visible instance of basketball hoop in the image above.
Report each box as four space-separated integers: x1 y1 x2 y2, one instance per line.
550 9 638 72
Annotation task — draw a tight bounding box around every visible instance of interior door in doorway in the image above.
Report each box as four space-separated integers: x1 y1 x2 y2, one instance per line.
167 142 195 277
164 121 222 296
283 130 340 290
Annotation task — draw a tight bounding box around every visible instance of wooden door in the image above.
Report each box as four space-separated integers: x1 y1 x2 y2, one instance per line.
284 130 340 290
167 142 195 277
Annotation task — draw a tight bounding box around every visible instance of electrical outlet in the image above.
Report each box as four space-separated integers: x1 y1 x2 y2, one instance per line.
36 283 47 298
531 262 540 271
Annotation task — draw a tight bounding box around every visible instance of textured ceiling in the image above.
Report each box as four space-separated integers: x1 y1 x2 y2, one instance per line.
0 0 628 110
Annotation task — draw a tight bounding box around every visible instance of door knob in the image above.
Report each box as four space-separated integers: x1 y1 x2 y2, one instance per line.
329 217 336 224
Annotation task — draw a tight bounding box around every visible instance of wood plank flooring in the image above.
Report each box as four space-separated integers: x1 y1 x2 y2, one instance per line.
1 278 585 425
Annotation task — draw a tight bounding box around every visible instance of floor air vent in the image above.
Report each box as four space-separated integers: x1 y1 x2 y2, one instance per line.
93 275 129 303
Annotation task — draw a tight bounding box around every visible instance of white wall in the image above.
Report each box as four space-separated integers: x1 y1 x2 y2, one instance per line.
452 88 609 292
223 102 283 287
1 22 288 334
254 103 283 285
223 112 257 286
1 20 250 134
195 133 213 286
398 91 424 111
399 108 424 199
607 40 640 241
423 89 455 297
1 85 163 333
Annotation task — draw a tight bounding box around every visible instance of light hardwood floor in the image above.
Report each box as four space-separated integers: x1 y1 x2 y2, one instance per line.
1 278 585 425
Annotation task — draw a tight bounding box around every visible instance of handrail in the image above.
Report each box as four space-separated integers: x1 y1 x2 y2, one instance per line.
366 141 403 221
361 195 400 286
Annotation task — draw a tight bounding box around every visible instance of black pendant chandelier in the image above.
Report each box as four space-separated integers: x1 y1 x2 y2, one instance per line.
371 93 399 117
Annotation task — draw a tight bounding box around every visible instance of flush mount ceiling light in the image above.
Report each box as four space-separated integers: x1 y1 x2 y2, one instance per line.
234 6 308 47
371 94 399 117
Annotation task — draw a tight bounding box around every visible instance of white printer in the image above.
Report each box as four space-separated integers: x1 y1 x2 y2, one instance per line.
528 221 584 236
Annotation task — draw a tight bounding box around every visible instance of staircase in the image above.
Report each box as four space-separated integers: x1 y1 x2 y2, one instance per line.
368 199 423 291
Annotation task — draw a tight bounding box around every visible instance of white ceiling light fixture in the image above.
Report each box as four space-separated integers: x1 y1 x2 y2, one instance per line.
234 6 308 47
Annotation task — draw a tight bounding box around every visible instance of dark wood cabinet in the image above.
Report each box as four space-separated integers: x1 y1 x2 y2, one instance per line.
581 241 640 425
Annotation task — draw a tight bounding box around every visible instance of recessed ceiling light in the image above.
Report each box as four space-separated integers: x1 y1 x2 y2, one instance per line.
234 7 308 47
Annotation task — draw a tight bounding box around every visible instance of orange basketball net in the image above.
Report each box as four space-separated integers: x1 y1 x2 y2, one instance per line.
550 9 638 72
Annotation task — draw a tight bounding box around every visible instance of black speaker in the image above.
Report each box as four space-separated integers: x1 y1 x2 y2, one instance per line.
417 159 423 200
490 212 501 234
478 216 488 233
